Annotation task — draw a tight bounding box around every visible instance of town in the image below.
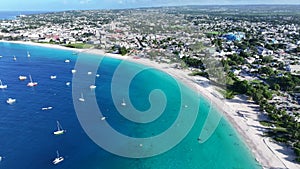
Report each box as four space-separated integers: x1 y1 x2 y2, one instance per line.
0 5 300 162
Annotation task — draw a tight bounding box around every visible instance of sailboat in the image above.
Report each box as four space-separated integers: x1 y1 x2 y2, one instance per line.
53 121 66 135
79 93 85 102
121 98 126 106
13 55 17 61
52 150 64 165
27 75 38 87
6 98 16 105
0 80 7 89
18 75 27 81
90 84 96 89
27 51 30 58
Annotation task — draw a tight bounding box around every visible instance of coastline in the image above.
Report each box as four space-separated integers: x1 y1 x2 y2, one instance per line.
1 40 299 169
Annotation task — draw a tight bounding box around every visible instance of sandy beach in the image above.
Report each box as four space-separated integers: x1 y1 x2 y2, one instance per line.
1 40 299 169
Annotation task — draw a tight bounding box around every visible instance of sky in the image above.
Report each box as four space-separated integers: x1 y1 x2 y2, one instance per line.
0 0 299 11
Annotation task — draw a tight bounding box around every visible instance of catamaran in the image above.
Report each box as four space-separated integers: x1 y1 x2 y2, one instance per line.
53 121 66 135
27 75 38 87
0 80 7 89
52 150 64 165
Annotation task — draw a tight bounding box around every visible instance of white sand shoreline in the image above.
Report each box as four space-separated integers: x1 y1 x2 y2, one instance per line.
1 40 299 169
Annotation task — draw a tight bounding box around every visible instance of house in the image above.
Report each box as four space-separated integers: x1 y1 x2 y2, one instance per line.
257 46 273 56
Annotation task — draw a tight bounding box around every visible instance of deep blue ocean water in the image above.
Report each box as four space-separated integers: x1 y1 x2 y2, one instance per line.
0 42 261 169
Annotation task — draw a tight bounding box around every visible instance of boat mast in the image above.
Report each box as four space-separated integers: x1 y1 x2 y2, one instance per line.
29 75 33 83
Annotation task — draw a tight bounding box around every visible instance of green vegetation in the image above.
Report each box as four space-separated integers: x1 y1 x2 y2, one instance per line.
119 46 129 56
188 71 209 78
222 57 300 162
64 43 94 49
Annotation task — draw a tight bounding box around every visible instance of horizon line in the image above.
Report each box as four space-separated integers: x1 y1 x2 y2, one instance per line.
0 3 300 12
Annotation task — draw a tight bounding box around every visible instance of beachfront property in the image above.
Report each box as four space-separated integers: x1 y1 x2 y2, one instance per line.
0 5 300 169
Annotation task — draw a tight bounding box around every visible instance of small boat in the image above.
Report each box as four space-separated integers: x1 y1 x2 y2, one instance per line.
27 51 30 58
96 74 100 77
53 121 66 135
78 93 85 102
90 85 96 89
0 55 3 58
121 98 126 106
64 59 70 63
42 106 53 110
6 98 16 105
0 80 7 89
71 69 76 74
101 116 107 121
87 72 92 75
66 82 71 86
27 75 38 87
13 56 17 61
50 75 57 79
52 150 64 165
18 75 27 81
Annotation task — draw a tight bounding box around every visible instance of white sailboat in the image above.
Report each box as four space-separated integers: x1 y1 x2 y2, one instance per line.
79 92 85 102
53 121 66 135
13 55 17 61
121 98 126 106
6 98 16 105
27 51 30 58
27 75 38 87
18 75 27 81
90 84 96 89
52 150 64 165
50 75 57 79
0 80 7 89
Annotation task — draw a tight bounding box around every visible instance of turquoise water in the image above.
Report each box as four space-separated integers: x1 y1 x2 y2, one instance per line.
0 42 261 169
